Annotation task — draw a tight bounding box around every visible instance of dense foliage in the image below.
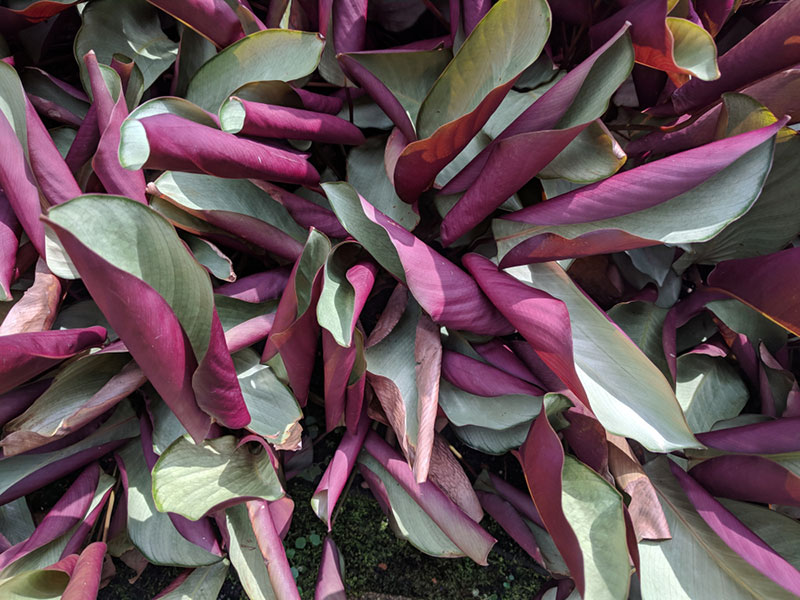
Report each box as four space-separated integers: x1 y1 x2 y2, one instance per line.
0 0 799 598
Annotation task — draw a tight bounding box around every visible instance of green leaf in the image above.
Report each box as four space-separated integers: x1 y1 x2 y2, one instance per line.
0 402 137 500
117 440 221 567
186 29 324 112
438 380 540 430
706 299 788 354
496 135 775 261
346 137 420 231
0 498 34 547
450 421 533 455
538 120 626 183
157 561 229 600
0 472 114 579
507 263 698 452
2 352 133 455
639 457 796 600
608 301 671 381
186 235 236 282
233 349 302 447
74 0 178 90
344 48 452 130
719 500 800 570
317 243 371 347
358 452 463 558
225 504 273 600
153 172 308 243
667 17 720 81
0 569 68 599
152 435 283 521
47 195 214 363
416 0 551 138
675 354 749 433
561 456 630 600
676 132 800 266
215 295 278 332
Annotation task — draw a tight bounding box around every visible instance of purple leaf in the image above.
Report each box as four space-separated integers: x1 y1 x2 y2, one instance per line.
362 430 496 564
696 418 800 454
463 254 588 405
216 268 290 302
708 246 800 336
145 0 244 48
0 327 107 395
0 464 99 570
60 542 106 600
315 536 346 600
84 52 146 204
262 229 330 405
311 411 370 530
247 500 302 600
442 350 544 397
690 455 800 507
0 190 20 301
324 182 513 336
670 460 800 596
121 113 320 186
0 379 51 429
475 489 545 566
220 98 365 145
496 121 782 265
515 408 585 594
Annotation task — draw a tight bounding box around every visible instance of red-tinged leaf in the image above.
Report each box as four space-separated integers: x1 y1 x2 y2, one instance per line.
486 472 544 528
707 246 800 336
690 455 800 506
220 98 365 145
324 182 512 336
311 409 370 530
146 0 244 48
670 461 800 596
439 26 633 243
441 350 544 397
0 259 60 335
361 431 496 564
263 229 330 405
46 196 249 441
516 407 585 593
413 312 441 483
694 0 735 37
247 500 301 600
670 0 800 114
476 490 545 566
392 0 551 201
120 113 320 186
84 53 146 204
0 326 106 395
631 70 800 156
0 1 80 34
0 190 19 301
561 409 610 479
607 435 671 541
591 0 719 84
315 536 346 600
463 254 588 404
321 332 358 431
496 120 781 265
59 542 106 600
0 464 99 570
